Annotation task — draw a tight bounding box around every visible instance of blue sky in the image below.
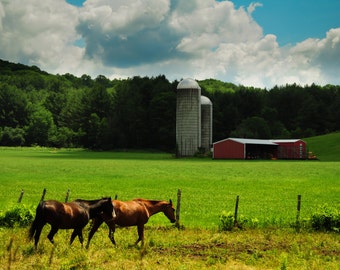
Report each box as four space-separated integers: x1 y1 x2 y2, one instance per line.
1 0 339 88
233 0 340 45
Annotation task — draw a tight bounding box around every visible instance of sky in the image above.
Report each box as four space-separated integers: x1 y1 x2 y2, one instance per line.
0 0 339 88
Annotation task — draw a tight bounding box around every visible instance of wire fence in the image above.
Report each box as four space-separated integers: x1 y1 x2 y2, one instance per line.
10 187 340 229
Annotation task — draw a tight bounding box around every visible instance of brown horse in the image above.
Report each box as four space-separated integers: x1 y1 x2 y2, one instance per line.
29 197 115 247
86 198 176 248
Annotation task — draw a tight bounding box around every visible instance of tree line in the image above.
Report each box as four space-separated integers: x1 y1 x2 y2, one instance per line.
1 59 339 151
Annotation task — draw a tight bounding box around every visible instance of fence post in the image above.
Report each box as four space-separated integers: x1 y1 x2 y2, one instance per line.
65 189 70 202
175 189 181 228
296 194 302 231
234 195 239 227
40 188 46 201
17 189 24 203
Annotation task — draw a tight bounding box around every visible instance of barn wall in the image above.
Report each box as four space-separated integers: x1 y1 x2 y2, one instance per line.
276 140 307 159
213 140 244 159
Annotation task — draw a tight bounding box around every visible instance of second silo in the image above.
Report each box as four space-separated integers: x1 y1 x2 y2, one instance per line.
201 95 213 153
176 78 201 157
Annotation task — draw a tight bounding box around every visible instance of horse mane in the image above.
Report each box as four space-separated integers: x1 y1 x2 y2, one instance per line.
74 197 111 205
133 198 166 205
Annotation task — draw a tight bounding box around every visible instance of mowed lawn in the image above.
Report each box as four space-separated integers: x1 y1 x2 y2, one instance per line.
1 147 339 228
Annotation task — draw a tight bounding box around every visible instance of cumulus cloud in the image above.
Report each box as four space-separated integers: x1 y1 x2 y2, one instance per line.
0 0 85 73
0 0 339 87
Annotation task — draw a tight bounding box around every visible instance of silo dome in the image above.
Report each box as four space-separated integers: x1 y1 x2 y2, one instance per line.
201 95 212 105
177 78 201 90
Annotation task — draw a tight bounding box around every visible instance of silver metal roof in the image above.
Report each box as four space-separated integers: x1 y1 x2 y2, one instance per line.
201 95 212 105
231 138 278 145
177 78 201 90
213 138 278 145
271 139 303 143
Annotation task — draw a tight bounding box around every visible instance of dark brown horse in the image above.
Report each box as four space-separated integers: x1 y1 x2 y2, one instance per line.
29 197 115 247
86 198 176 248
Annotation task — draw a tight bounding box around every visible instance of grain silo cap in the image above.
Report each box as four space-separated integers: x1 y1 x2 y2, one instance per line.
177 78 201 90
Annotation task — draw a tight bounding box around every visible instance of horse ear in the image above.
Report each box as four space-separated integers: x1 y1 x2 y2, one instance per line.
169 199 172 205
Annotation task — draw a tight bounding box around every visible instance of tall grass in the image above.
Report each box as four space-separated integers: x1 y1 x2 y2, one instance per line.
1 147 339 228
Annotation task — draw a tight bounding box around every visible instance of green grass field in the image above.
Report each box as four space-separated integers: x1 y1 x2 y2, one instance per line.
1 145 339 228
0 133 339 269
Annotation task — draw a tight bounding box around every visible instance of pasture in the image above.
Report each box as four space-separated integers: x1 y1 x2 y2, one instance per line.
0 147 340 269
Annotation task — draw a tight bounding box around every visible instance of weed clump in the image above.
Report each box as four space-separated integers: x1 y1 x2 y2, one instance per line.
218 211 259 231
311 204 340 232
0 204 34 228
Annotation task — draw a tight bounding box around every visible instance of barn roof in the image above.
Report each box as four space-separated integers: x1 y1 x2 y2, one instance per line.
214 138 278 145
271 139 304 143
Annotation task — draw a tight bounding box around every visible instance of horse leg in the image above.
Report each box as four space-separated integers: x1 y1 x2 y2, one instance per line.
86 217 104 249
47 226 59 244
78 229 84 246
70 228 83 246
108 226 116 245
135 224 145 246
34 223 45 247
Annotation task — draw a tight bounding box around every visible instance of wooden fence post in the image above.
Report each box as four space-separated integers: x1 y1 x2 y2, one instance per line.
17 189 24 203
234 195 240 227
40 188 46 201
65 189 70 202
175 189 181 228
296 194 302 231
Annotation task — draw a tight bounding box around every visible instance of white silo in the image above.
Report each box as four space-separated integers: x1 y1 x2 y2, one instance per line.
176 78 201 157
201 95 213 153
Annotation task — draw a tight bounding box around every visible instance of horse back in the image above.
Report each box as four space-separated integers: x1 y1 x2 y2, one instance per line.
42 200 89 229
112 200 149 227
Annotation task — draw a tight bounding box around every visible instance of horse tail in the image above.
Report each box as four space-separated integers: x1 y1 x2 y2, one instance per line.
28 201 44 240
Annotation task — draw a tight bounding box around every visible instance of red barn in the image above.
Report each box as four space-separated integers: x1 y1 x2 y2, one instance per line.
213 138 307 160
213 138 278 159
272 139 307 159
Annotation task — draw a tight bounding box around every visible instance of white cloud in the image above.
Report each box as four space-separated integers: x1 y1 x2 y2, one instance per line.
0 0 84 72
247 2 262 14
0 0 339 87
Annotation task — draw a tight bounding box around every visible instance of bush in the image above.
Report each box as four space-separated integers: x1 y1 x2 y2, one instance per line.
311 204 340 232
219 211 259 231
219 211 235 231
0 126 26 146
0 205 34 228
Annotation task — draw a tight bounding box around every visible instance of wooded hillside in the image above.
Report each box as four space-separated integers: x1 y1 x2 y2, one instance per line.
1 59 339 150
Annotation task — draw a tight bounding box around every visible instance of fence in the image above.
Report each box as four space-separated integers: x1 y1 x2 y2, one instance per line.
14 188 339 229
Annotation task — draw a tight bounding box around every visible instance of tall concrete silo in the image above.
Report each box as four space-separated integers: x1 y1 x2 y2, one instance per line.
176 78 201 157
201 95 213 153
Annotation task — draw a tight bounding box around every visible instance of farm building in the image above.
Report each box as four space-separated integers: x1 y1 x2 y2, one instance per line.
272 139 307 159
176 78 201 157
200 96 213 153
176 78 214 157
212 138 307 160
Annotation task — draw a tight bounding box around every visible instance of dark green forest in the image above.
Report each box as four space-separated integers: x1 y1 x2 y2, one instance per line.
1 59 340 151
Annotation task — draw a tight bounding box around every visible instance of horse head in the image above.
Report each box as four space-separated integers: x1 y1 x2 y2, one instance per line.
164 199 176 223
101 197 116 221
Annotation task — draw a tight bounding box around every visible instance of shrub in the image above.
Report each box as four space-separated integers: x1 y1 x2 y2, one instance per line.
0 204 34 228
219 211 259 231
311 204 340 232
219 211 234 231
